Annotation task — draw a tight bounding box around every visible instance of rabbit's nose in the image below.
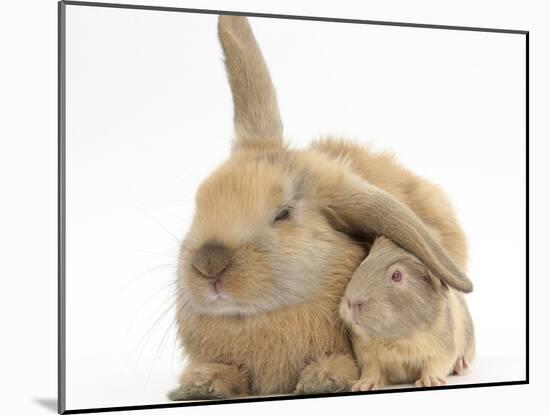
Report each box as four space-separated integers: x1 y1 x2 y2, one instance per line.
192 241 232 279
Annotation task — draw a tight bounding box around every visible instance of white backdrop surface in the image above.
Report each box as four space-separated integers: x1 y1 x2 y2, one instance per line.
62 4 526 410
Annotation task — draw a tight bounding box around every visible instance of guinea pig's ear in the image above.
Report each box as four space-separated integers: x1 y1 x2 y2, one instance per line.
424 269 450 293
317 175 473 293
218 15 284 151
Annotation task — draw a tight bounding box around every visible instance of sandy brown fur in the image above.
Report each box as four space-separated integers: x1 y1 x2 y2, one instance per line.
177 243 363 395
352 293 475 387
170 15 472 400
310 138 468 267
340 237 475 390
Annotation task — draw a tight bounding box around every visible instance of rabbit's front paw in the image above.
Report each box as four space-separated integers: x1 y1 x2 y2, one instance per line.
168 363 248 400
295 353 359 394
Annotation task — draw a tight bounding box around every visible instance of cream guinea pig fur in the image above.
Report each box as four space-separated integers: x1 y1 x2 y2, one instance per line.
340 236 475 390
169 15 471 400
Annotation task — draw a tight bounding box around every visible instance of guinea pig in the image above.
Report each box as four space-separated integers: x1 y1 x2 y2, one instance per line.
340 236 475 390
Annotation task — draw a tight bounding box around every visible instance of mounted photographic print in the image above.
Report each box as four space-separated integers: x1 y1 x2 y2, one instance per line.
58 1 528 413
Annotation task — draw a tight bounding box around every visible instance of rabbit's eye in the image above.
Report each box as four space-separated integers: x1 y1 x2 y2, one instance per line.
391 270 403 283
274 208 291 222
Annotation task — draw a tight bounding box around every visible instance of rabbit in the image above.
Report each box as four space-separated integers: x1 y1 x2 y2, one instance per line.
340 236 475 391
168 15 472 400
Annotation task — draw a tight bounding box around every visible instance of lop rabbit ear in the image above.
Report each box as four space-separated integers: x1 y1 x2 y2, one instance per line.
218 15 283 151
318 174 473 293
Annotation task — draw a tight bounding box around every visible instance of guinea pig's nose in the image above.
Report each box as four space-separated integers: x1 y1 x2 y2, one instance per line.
192 240 232 279
347 299 365 321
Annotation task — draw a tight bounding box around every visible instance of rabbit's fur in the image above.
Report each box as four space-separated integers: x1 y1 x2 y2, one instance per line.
340 236 475 390
169 16 471 400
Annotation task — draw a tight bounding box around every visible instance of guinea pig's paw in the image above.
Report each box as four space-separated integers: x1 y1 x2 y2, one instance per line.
351 377 386 391
295 353 359 394
168 364 248 401
452 357 470 376
414 374 447 388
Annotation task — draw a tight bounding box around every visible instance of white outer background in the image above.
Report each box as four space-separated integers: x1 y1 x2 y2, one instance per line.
0 0 546 414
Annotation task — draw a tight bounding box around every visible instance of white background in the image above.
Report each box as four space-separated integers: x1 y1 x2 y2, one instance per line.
0 0 545 415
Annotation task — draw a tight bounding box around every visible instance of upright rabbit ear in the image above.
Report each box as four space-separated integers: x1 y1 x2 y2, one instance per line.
318 174 473 293
218 15 283 151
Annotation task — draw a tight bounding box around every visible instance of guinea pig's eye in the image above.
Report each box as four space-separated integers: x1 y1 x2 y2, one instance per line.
274 208 291 222
391 270 403 283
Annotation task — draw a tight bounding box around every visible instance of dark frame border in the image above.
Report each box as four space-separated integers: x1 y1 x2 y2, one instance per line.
58 1 66 413
58 1 530 414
